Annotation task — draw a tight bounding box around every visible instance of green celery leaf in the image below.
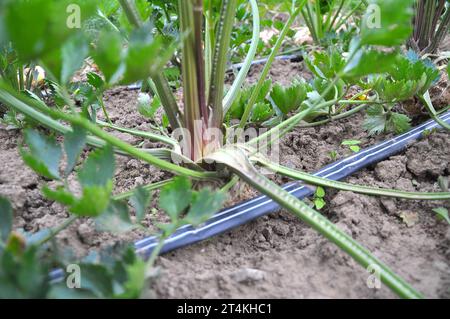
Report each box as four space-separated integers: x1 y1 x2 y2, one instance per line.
73 264 114 298
0 0 95 61
184 189 225 226
251 102 274 122
315 186 325 198
61 33 89 84
159 176 192 221
64 125 87 176
314 197 326 210
344 50 398 79
129 186 150 222
118 258 147 299
92 30 124 84
360 0 414 46
70 183 113 217
22 129 62 180
137 93 161 119
77 145 115 187
42 185 76 206
86 72 105 89
389 112 411 134
95 200 135 233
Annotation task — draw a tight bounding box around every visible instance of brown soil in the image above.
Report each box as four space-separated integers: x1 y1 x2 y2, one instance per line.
1 59 449 298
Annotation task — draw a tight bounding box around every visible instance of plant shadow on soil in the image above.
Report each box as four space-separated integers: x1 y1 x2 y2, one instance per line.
0 58 449 298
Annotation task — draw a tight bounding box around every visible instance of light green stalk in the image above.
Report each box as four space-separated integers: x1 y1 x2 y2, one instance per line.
0 86 217 180
223 0 260 114
239 0 307 128
209 0 238 130
207 146 423 299
257 158 450 200
178 0 204 161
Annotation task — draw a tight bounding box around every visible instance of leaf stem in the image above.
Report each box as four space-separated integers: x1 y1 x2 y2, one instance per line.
208 147 423 299
209 0 238 129
239 0 307 128
96 119 178 147
223 0 260 113
0 86 218 180
258 159 450 200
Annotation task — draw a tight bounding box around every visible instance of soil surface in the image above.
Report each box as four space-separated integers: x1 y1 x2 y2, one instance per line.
1 59 449 298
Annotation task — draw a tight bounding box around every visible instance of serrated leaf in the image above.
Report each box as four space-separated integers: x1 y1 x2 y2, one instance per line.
70 183 113 217
87 72 105 89
64 125 87 175
184 189 225 226
257 79 272 102
93 30 124 84
77 145 115 187
251 102 273 122
363 113 386 136
0 0 96 61
360 0 414 47
270 80 309 115
159 177 192 221
0 246 49 298
22 129 62 180
304 49 346 79
129 187 150 222
363 107 411 135
0 196 13 243
95 200 135 233
344 50 398 79
61 33 89 84
42 185 76 206
432 207 450 225
121 27 175 84
119 258 147 299
389 112 411 134
75 264 114 298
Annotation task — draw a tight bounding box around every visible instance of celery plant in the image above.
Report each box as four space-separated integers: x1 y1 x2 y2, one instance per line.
1 0 449 299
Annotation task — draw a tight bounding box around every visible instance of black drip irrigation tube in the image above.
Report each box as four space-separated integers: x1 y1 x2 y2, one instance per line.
134 111 450 259
49 111 450 282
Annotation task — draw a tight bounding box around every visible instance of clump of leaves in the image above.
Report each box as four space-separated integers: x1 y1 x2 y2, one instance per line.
48 246 149 299
158 176 226 233
0 197 50 298
304 49 346 80
270 79 311 115
366 51 440 103
226 79 273 123
363 104 411 135
0 195 149 299
361 50 440 136
20 127 115 218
